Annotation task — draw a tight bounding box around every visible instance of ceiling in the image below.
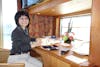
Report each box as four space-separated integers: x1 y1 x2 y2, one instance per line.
28 0 92 16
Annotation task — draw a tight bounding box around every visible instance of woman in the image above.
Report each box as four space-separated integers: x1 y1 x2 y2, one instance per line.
7 10 42 67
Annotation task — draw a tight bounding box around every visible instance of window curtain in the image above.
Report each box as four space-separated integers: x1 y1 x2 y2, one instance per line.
29 14 56 38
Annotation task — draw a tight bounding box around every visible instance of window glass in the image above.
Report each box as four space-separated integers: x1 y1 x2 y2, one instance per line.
2 0 17 49
60 15 91 55
60 15 91 41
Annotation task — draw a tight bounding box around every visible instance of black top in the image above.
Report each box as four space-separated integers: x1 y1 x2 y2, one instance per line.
10 27 31 54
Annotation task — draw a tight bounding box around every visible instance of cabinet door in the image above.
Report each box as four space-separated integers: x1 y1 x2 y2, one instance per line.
41 52 70 67
42 53 51 67
51 55 70 67
57 58 70 67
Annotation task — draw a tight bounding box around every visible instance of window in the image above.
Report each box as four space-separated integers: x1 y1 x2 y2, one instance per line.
60 15 91 55
60 15 91 41
2 0 17 49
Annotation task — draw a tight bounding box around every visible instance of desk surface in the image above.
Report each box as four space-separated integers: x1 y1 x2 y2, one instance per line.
31 44 89 67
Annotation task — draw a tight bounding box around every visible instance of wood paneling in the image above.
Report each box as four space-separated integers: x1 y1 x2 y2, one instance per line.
28 0 92 16
89 0 100 66
28 0 70 15
31 47 70 67
17 0 22 11
55 17 60 37
31 47 88 67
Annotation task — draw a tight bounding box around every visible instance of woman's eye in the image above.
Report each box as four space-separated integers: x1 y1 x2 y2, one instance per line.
20 18 28 20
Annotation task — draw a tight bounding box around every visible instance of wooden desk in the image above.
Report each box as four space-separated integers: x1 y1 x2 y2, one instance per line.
30 46 89 67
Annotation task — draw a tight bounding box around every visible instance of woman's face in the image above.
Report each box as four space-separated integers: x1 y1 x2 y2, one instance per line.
18 15 29 28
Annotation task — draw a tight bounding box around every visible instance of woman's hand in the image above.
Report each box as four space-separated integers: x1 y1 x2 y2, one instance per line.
31 38 42 48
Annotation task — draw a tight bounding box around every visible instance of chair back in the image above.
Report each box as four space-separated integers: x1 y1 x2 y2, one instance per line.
0 48 10 63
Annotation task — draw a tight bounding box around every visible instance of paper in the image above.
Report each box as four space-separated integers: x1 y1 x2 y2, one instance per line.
61 43 70 46
71 40 89 55
65 55 87 64
41 38 60 46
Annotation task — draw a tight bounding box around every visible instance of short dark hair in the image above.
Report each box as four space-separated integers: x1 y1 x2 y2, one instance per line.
14 10 30 27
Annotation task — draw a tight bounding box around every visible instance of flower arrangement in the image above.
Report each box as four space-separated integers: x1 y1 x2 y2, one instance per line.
62 32 75 44
61 18 75 44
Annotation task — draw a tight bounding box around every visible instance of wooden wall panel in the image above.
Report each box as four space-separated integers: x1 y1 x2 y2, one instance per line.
17 0 22 11
55 17 60 37
28 0 70 14
89 0 100 66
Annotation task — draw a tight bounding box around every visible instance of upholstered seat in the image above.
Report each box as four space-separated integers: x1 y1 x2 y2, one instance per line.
0 48 25 67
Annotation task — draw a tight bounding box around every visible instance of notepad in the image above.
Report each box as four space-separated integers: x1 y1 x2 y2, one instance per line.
65 55 87 64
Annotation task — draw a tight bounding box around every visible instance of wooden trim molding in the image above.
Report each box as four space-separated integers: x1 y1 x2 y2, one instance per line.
0 0 3 48
60 9 91 17
17 0 22 11
89 0 100 66
55 17 60 37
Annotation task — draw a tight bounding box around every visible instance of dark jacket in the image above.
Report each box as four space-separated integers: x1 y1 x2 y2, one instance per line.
10 27 31 54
